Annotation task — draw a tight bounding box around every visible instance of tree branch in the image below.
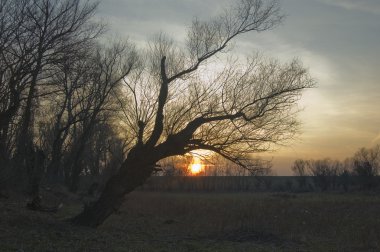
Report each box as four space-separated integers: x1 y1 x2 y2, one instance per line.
146 56 169 147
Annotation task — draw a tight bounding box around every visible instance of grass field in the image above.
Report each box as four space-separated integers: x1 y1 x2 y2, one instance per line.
1 191 380 251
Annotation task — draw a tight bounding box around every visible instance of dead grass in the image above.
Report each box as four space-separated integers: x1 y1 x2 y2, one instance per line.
1 191 380 251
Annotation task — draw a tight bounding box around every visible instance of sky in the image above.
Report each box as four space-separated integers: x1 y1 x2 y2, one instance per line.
97 0 380 175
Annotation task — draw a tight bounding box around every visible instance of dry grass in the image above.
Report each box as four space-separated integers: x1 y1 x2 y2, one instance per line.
1 191 380 251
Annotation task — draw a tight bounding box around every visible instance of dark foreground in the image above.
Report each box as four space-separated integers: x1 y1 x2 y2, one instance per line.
1 191 379 252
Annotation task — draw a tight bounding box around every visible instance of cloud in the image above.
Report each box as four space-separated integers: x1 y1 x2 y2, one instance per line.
96 0 232 46
319 0 380 15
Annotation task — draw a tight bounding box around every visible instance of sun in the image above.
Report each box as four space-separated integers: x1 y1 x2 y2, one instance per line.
190 163 202 174
188 157 204 175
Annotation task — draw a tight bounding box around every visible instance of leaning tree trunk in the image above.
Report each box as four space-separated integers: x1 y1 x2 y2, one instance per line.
71 152 155 227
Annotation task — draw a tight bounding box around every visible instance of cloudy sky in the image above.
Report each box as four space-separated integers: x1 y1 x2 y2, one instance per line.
97 0 380 175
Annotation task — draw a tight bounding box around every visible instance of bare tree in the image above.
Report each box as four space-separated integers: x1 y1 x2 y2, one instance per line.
306 158 343 191
0 0 102 187
40 42 95 183
351 145 380 189
71 0 314 227
62 41 137 191
339 158 353 192
35 40 137 190
291 159 309 190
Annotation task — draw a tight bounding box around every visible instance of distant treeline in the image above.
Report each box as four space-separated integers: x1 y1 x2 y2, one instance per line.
138 175 380 193
291 145 380 191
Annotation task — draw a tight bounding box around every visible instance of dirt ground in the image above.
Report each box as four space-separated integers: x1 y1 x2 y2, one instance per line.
1 190 380 251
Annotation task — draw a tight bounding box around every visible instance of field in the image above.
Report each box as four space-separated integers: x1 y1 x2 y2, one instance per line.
1 191 380 252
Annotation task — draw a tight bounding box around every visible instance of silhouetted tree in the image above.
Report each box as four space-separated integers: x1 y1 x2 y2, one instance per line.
71 0 314 227
62 41 137 191
0 0 102 189
291 159 309 190
339 159 352 192
307 159 342 191
34 39 137 190
351 145 380 190
305 158 345 191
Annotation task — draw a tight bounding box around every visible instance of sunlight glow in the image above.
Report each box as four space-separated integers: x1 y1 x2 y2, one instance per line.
190 163 203 174
188 157 204 175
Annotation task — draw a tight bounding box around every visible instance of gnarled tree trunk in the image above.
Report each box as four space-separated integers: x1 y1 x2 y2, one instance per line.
71 148 155 227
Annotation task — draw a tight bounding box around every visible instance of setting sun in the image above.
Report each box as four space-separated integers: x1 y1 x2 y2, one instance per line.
188 157 204 175
190 163 202 174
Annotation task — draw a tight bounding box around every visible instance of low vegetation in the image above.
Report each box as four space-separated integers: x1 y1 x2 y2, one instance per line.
1 191 380 252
